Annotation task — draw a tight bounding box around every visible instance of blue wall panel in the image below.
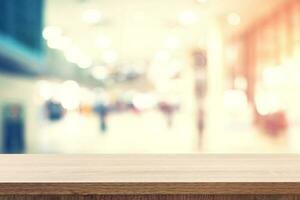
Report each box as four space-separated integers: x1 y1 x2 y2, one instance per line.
0 0 45 75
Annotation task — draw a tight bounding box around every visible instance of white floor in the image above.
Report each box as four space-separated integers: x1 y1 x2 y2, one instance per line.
35 108 300 154
37 110 199 154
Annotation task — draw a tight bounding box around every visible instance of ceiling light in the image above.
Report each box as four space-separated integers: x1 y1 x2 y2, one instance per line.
36 80 54 101
65 47 81 63
227 13 241 26
47 36 72 50
77 55 92 69
91 66 109 80
82 9 102 25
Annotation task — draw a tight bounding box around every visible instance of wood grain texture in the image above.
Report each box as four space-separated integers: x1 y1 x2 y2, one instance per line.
0 196 300 200
1 155 300 183
1 155 300 195
2 183 300 195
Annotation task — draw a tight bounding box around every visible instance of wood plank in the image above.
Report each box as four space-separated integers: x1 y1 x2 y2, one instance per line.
0 155 300 195
2 155 300 183
0 196 299 200
1 183 300 195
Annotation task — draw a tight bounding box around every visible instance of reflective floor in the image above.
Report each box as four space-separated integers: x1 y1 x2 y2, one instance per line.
38 111 197 153
35 105 299 154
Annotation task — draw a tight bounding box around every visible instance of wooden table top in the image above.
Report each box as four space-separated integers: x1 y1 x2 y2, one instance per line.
0 154 300 195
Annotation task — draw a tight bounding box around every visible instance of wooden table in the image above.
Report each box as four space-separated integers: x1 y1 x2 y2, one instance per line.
0 155 300 199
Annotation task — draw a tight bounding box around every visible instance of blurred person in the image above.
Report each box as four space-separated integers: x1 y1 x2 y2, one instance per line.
192 49 207 144
45 99 65 121
158 102 178 128
95 101 109 133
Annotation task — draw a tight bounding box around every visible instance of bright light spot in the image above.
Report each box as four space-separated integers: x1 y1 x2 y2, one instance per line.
82 9 102 25
43 26 73 51
91 66 109 80
96 35 112 49
102 50 118 64
59 80 81 110
133 93 157 110
47 36 72 50
36 80 54 101
65 47 81 63
43 26 62 40
64 47 92 68
227 13 241 26
77 55 92 69
164 36 180 50
178 10 197 26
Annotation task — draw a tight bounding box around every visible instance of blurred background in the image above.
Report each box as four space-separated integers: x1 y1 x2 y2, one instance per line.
0 0 299 154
